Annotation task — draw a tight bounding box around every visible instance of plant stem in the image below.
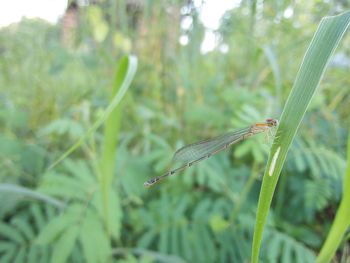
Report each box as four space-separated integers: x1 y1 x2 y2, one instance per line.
316 133 350 263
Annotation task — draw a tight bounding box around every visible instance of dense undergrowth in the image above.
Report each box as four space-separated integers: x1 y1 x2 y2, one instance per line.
0 1 350 262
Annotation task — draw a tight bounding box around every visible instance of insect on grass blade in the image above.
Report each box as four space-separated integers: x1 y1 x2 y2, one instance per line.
144 118 278 187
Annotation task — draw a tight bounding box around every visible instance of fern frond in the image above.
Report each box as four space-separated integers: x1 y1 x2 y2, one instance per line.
0 204 55 263
264 229 316 263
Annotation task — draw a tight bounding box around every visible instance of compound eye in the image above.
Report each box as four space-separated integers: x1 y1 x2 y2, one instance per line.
266 118 273 125
266 118 278 127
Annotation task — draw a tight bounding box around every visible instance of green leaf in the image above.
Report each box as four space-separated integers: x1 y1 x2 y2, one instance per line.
0 223 24 244
263 45 282 103
80 214 111 263
108 189 122 239
159 225 169 254
0 242 13 253
12 218 35 241
209 214 230 233
0 246 15 263
316 132 350 263
138 230 157 248
28 247 39 263
92 188 122 240
251 11 350 263
0 184 64 208
50 225 79 263
0 204 53 263
36 213 77 245
98 55 135 239
48 55 137 169
265 229 315 263
180 225 192 260
30 204 46 232
39 172 89 201
266 234 281 262
39 247 50 263
63 159 96 186
13 247 26 263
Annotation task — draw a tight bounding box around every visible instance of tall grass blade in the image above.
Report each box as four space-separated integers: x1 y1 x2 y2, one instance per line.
251 11 350 263
98 55 138 239
316 133 350 263
48 55 137 170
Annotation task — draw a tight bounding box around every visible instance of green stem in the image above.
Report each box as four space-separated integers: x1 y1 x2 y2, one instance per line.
316 133 350 263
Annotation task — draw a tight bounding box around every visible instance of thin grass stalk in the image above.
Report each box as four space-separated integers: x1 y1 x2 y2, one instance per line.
98 56 137 237
316 133 350 263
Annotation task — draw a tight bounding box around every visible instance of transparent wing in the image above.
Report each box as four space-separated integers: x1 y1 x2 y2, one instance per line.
173 127 250 163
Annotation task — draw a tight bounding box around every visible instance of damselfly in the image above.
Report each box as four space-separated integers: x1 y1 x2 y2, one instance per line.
144 118 278 187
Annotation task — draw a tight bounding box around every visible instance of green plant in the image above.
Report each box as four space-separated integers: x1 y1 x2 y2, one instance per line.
0 204 56 263
1 2 350 263
252 11 350 263
316 133 350 263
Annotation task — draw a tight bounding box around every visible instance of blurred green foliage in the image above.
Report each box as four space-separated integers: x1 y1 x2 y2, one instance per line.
0 1 350 262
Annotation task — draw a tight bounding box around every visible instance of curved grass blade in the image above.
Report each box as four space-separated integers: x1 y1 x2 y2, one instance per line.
251 11 350 263
0 183 64 208
47 55 137 170
98 56 135 238
316 133 350 263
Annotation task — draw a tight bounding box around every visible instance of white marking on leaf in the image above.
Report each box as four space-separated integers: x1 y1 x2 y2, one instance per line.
269 147 281 176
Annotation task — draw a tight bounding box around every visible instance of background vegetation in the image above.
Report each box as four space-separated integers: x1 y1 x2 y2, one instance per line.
0 1 350 262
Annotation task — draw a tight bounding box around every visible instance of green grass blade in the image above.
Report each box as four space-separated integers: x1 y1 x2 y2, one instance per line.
316 133 350 263
0 183 64 208
48 55 137 170
251 11 350 263
99 56 134 238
